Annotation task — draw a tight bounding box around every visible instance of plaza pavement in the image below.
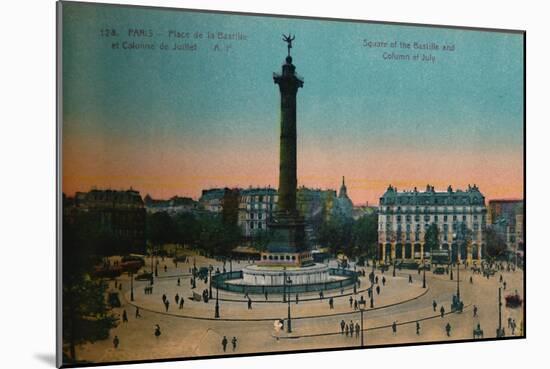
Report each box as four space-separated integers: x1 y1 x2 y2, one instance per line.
73 254 524 364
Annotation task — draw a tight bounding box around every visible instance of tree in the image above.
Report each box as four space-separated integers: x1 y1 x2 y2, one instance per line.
317 216 354 256
483 226 507 260
352 213 378 258
173 212 200 256
146 212 177 255
62 214 118 363
251 229 270 252
424 223 440 255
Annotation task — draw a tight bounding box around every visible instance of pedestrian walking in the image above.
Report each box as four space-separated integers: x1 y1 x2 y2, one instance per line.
177 278 180 286
392 321 397 335
375 276 379 284
350 322 354 336
231 336 238 351
511 319 516 335
162 294 167 303
508 317 512 328
164 265 167 273
433 300 437 312
382 276 386 286
179 298 184 309
329 297 334 309
295 293 299 304
349 296 353 308
503 281 507 290
154 324 161 338
113 335 119 349
416 321 420 335
340 319 345 334
473 305 478 317
355 323 360 338
247 298 252 310
376 285 380 295
500 274 503 283
345 324 349 336
319 291 324 300
122 309 128 323
265 291 268 301
470 276 473 284
135 307 141 318
222 336 228 352
354 300 358 310
440 306 445 318
445 322 452 336
164 300 170 312
175 293 179 304
408 274 413 283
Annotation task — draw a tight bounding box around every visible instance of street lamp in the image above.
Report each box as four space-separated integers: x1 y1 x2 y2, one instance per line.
129 270 134 301
359 308 365 347
286 275 292 333
209 265 213 299
422 260 426 289
215 285 220 318
393 259 396 277
496 286 504 337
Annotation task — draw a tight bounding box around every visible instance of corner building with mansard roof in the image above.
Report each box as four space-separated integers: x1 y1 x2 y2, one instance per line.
378 184 487 264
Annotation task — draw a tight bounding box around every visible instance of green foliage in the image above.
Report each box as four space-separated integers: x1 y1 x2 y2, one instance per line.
483 226 507 259
352 213 378 258
424 223 440 253
317 216 353 256
145 212 177 247
251 229 270 252
197 213 241 257
62 215 118 362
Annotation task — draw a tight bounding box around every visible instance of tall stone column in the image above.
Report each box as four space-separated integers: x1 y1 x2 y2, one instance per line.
274 55 303 215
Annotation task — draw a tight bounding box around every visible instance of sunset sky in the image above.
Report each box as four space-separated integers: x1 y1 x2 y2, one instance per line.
62 3 524 205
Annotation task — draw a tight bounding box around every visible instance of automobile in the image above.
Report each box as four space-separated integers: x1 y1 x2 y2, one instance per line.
433 266 446 275
418 263 431 271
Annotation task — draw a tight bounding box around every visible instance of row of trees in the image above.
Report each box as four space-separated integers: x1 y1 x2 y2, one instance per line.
146 211 241 258
315 215 509 260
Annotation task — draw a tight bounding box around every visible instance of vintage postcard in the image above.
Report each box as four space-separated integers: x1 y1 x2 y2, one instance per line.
58 1 525 367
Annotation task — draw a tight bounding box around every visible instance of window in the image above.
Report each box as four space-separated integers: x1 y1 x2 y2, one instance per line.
406 215 411 222
444 215 448 222
453 215 457 221
424 215 430 222
414 215 420 222
397 215 401 222
292 255 296 260
462 215 467 221
434 215 439 222
474 215 478 220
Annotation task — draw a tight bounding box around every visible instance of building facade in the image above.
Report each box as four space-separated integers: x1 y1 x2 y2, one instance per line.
143 194 199 214
378 184 487 264
487 199 524 254
65 188 147 253
238 187 278 238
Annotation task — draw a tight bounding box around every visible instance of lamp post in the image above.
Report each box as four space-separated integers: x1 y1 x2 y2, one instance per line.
392 259 396 277
286 275 292 333
496 286 504 337
370 279 374 308
422 260 426 289
192 257 197 289
150 245 155 285
130 270 134 301
360 308 365 347
215 285 220 318
209 265 213 299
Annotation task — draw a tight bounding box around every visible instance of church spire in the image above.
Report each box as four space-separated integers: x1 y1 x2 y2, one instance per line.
339 176 348 198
